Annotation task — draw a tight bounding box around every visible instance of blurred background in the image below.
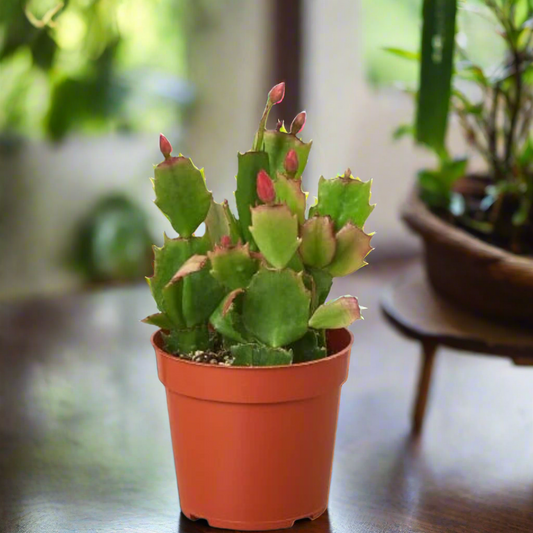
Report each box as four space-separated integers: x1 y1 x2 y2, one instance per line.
0 0 499 299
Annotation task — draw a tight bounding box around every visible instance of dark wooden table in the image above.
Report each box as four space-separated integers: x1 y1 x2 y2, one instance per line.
2 259 533 533
381 265 533 434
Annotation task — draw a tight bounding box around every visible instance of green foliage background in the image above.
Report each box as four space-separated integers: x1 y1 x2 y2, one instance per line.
0 0 192 140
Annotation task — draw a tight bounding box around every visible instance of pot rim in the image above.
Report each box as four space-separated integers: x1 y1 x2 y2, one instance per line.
402 187 533 267
151 328 354 371
152 328 354 403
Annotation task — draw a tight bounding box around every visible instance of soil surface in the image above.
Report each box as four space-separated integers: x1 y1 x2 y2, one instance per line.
176 349 234 366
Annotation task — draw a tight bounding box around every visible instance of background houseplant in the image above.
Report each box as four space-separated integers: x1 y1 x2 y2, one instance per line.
146 82 374 530
389 0 533 325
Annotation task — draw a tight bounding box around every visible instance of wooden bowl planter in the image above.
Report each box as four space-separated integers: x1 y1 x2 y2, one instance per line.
152 328 353 531
402 190 533 327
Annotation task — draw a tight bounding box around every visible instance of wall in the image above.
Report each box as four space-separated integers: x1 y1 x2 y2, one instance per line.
0 134 166 299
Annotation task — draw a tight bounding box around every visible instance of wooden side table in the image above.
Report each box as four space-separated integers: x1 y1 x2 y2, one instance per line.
381 265 533 434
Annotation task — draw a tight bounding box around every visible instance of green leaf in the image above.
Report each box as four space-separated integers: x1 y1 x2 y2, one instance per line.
513 197 532 226
393 124 416 140
205 199 241 246
327 224 373 277
243 268 311 347
153 157 212 238
147 235 210 326
249 205 301 268
167 255 208 285
308 267 333 308
208 244 258 290
416 0 458 151
179 263 226 328
235 151 270 246
288 330 327 364
383 47 420 61
418 157 467 208
455 60 488 86
313 175 375 231
299 216 336 268
162 326 212 355
262 130 312 179
274 174 307 224
309 296 362 329
142 313 174 329
230 343 293 366
209 289 248 343
518 136 533 168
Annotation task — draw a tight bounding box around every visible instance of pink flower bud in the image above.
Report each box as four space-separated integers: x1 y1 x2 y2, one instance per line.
268 82 285 105
283 149 299 175
220 235 232 247
256 169 276 203
159 133 172 159
290 111 306 135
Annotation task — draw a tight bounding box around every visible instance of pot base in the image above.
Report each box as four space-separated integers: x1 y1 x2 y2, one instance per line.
182 506 327 531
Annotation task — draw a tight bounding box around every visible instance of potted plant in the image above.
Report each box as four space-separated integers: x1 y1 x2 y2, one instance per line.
389 0 533 325
143 82 374 530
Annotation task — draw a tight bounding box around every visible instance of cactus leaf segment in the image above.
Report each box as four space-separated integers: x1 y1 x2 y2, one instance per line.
327 224 374 277
263 130 312 179
235 151 270 246
153 157 212 237
299 216 336 268
249 205 301 269
205 199 241 246
230 343 293 366
309 296 362 329
273 174 306 224
311 175 375 230
243 268 310 347
208 244 258 291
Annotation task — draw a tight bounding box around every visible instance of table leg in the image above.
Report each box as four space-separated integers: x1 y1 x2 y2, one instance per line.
412 340 438 435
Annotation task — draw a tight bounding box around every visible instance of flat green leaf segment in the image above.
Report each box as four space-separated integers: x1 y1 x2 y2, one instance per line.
153 157 212 238
416 0 457 152
274 174 306 223
243 268 310 347
142 312 174 329
250 205 301 268
205 200 241 246
307 267 333 309
163 326 212 354
327 224 373 277
312 176 375 231
146 235 224 335
300 217 336 268
288 330 327 364
209 289 248 343
178 261 226 328
309 296 362 329
147 235 210 322
235 151 270 246
263 130 312 178
208 244 258 290
230 343 293 366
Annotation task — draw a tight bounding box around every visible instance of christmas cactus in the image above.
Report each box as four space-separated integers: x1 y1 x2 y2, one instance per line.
144 82 374 366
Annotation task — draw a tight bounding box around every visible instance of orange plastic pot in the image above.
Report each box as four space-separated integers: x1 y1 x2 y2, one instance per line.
151 328 353 531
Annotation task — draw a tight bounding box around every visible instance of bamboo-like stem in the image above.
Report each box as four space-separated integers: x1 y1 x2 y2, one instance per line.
504 52 523 173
